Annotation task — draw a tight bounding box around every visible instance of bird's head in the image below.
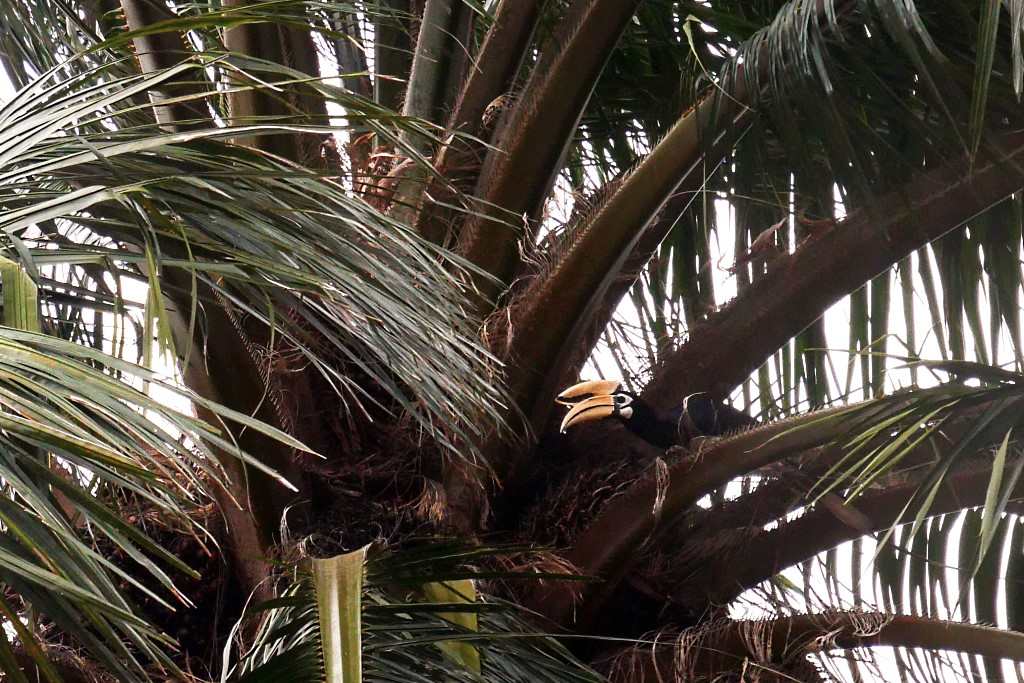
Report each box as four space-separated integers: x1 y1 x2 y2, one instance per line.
556 379 643 432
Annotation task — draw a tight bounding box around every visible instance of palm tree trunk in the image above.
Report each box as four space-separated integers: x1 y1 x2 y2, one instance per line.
117 0 319 605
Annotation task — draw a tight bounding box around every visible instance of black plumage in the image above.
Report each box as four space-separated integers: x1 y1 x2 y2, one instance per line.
557 380 755 448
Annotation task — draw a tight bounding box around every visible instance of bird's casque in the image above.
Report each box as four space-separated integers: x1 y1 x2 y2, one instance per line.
556 379 725 448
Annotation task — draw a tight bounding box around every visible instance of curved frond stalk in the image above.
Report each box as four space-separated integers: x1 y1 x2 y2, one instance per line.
446 0 542 134
496 93 747 448
532 400 868 629
614 611 1024 682
389 0 478 227
456 0 643 299
414 0 545 245
222 1 330 162
374 0 414 111
402 0 456 131
563 160 729 389
120 0 210 129
332 8 372 101
642 130 1024 413
691 456 1020 608
652 445 861 601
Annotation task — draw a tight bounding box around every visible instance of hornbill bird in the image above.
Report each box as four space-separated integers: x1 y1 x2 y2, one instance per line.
556 379 756 448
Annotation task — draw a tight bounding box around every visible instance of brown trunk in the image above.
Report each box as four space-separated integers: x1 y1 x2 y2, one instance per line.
164 277 313 607
118 0 322 605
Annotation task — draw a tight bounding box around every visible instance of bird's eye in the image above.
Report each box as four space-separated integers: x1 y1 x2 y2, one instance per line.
615 394 629 405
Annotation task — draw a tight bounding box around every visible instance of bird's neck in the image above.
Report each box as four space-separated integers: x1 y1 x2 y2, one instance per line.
627 404 677 448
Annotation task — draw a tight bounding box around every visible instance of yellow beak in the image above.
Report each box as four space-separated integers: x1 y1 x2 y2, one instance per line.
556 379 621 405
560 395 616 432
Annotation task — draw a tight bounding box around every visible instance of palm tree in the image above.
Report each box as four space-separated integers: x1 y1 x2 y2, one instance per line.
4 0 1024 681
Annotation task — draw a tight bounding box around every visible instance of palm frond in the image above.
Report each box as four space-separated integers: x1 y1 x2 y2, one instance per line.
0 10 515 677
1 58 508 466
228 543 602 683
0 326 302 680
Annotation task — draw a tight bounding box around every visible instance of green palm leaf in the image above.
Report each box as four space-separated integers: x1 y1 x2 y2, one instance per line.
230 543 600 683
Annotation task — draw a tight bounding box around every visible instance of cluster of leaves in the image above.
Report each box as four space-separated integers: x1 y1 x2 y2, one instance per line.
228 544 601 683
2 57 508 461
0 4 516 679
6 0 1024 681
